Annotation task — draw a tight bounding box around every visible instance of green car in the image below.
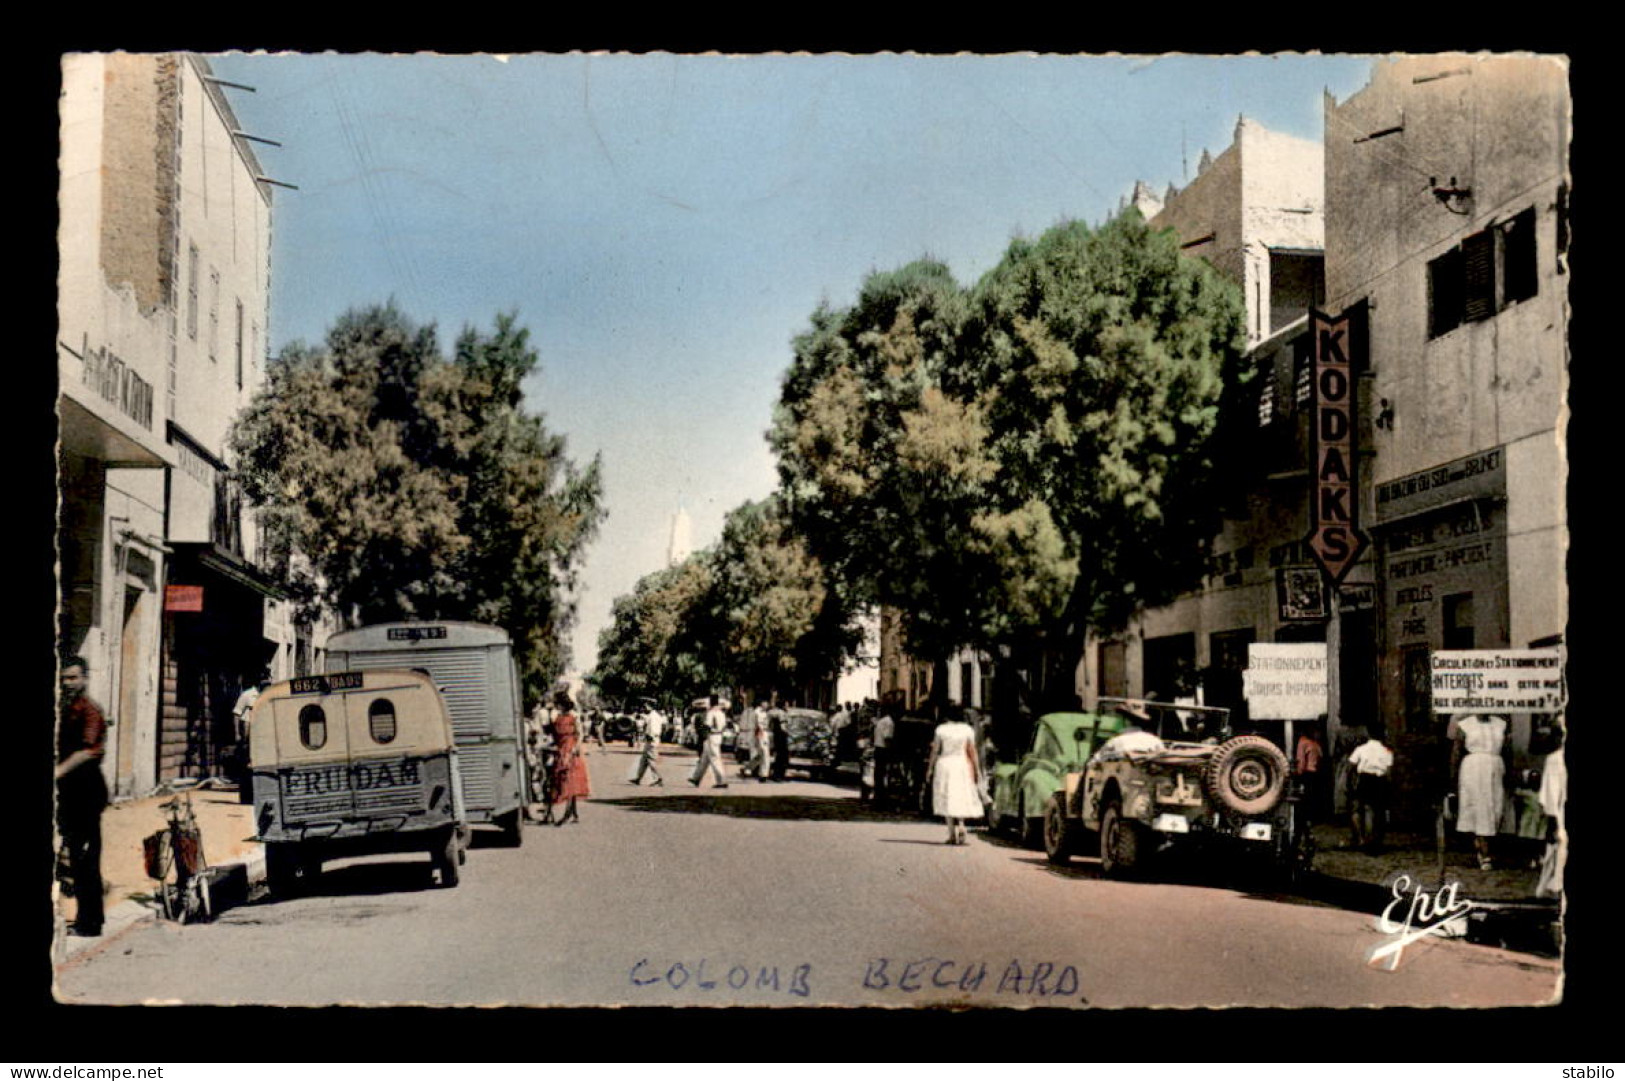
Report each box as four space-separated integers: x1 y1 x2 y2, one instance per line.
990 711 1127 848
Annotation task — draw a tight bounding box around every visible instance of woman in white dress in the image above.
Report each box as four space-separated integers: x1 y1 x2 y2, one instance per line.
925 707 984 846
1453 713 1509 870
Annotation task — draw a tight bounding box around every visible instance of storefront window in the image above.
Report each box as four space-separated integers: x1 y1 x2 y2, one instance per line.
1444 592 1475 650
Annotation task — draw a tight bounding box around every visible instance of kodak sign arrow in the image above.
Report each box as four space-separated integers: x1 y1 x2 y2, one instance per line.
1303 308 1369 586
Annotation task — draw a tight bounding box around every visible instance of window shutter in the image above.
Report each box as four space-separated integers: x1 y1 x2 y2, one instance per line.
1428 248 1464 338
1501 207 1538 305
1462 230 1496 322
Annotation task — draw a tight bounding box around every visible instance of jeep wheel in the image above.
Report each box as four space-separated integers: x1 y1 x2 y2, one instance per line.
1043 794 1077 865
1099 802 1145 878
1204 735 1289 817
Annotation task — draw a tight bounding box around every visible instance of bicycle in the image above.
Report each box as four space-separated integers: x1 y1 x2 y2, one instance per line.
141 790 213 923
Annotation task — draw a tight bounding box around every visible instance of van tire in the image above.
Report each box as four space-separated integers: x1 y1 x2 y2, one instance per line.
494 808 524 848
264 843 307 898
433 831 461 888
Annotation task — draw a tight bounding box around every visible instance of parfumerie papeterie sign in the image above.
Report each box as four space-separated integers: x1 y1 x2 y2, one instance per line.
1243 643 1329 720
1304 308 1369 585
1430 650 1565 713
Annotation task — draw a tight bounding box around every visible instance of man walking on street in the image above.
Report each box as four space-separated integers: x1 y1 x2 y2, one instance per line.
758 695 780 782
689 695 730 788
57 655 108 937
630 705 666 787
740 699 766 780
871 700 896 806
1348 727 1394 853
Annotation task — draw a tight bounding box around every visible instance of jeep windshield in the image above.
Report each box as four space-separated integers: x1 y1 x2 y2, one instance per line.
1098 698 1231 744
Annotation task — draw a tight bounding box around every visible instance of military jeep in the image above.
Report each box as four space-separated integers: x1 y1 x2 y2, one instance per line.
1042 698 1312 882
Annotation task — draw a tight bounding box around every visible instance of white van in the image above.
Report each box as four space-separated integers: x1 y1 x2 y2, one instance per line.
325 622 528 846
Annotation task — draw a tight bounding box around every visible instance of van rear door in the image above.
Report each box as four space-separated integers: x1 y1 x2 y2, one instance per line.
270 679 356 823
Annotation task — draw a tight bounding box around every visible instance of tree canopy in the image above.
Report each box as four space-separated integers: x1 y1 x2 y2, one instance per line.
589 496 856 706
231 304 604 703
590 555 717 709
770 212 1249 688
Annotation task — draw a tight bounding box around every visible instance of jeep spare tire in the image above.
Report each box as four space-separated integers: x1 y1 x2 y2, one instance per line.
1203 735 1289 816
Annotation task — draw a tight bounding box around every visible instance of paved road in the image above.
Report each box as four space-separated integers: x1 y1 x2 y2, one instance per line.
54 744 1561 1007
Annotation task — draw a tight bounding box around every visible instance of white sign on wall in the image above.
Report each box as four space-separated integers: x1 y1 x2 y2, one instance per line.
1429 650 1565 713
1243 643 1329 720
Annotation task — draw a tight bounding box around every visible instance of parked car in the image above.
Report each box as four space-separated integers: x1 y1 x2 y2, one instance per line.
603 710 640 746
780 708 837 780
1042 698 1312 883
249 668 468 896
990 711 1127 848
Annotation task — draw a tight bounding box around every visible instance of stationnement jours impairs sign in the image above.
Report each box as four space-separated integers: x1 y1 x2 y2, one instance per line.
1243 643 1329 721
1429 650 1566 713
1304 308 1370 586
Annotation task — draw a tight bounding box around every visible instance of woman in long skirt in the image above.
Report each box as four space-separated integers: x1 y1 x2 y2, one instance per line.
548 691 592 825
1453 713 1508 869
925 707 984 845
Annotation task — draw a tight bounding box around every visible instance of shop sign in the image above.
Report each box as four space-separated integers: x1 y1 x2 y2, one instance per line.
1303 308 1369 585
1339 583 1377 612
164 584 204 612
1276 566 1328 622
1243 643 1329 720
1374 447 1505 524
1430 650 1565 713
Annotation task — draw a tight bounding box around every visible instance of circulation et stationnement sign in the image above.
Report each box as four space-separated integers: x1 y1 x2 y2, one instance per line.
1243 643 1329 720
1304 308 1369 586
1429 650 1566 713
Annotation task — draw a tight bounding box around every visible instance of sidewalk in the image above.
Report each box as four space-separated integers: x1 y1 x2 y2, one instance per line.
1305 821 1560 956
54 782 264 964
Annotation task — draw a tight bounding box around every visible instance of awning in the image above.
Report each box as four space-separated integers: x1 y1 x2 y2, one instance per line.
168 541 285 599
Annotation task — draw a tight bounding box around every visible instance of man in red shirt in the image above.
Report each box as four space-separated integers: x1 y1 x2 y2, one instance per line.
57 655 108 936
1294 721 1326 823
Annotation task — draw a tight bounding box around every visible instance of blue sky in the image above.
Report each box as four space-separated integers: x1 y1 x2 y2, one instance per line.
208 51 1377 674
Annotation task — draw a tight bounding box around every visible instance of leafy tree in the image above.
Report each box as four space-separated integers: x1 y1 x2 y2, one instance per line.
770 214 1248 732
590 555 717 710
770 260 1003 661
699 496 856 697
590 497 857 708
231 304 604 703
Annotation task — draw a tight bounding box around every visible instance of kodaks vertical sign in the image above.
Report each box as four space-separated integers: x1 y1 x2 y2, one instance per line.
1304 308 1369 585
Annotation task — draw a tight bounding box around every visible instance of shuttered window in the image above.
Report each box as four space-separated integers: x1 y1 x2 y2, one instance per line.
1429 207 1540 338
1461 229 1496 323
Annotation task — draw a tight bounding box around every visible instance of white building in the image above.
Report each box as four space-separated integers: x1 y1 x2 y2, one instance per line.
58 53 295 795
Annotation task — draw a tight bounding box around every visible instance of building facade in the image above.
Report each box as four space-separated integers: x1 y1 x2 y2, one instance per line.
58 53 297 796
1321 55 1569 817
1075 58 1568 824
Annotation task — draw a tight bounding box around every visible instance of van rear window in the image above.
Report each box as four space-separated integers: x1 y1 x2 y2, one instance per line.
369 698 398 744
299 704 328 750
